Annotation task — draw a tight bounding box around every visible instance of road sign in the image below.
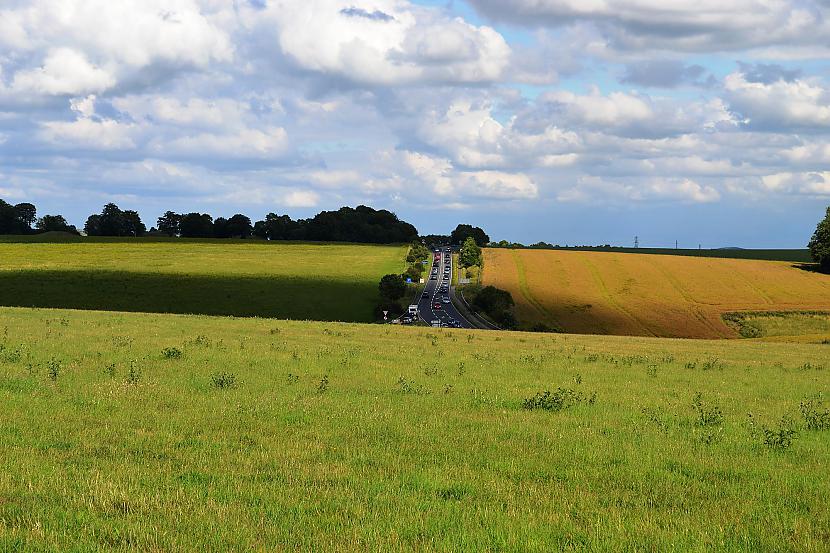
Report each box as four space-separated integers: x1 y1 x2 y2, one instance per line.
406 278 412 283
383 310 388 320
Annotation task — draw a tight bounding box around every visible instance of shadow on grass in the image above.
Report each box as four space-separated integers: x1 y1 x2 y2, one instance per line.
792 263 829 275
0 269 379 322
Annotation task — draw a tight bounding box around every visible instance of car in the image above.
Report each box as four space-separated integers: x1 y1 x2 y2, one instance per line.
433 303 442 310
442 298 450 304
430 320 441 327
430 275 437 280
421 292 429 298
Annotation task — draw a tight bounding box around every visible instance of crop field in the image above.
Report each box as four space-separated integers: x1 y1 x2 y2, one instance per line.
0 307 828 550
0 240 406 322
483 248 830 339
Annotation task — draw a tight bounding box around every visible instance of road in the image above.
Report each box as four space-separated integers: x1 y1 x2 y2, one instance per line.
416 248 474 328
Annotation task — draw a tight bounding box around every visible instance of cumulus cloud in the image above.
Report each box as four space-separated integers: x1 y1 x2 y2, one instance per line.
725 70 830 130
466 0 830 53
558 176 720 204
1 0 233 95
254 0 511 85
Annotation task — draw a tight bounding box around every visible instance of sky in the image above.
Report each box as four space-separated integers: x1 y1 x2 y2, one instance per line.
1 0 829 247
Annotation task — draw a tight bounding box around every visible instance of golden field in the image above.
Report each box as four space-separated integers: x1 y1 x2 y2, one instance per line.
483 249 830 339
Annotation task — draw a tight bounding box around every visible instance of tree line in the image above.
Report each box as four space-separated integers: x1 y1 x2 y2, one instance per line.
0 199 77 235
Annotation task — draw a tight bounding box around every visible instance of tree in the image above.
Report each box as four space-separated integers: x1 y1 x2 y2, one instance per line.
809 206 830 271
450 224 489 247
378 273 406 301
254 213 299 240
36 215 76 233
14 203 37 230
179 213 214 238
472 285 515 328
213 217 230 238
157 211 181 237
226 214 253 238
85 203 145 236
84 214 102 236
122 210 146 236
406 241 430 263
459 236 482 268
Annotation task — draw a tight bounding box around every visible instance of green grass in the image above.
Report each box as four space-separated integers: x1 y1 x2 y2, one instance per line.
1 306 828 551
724 311 830 341
0 241 405 322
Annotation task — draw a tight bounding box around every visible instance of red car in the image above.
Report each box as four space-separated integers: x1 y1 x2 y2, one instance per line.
433 302 442 310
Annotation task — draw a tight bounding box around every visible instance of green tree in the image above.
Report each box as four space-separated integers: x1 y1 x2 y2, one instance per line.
226 214 253 238
157 211 182 236
85 203 145 236
179 213 214 238
378 273 406 301
36 215 76 233
451 224 489 247
14 203 37 230
809 206 830 271
459 236 482 268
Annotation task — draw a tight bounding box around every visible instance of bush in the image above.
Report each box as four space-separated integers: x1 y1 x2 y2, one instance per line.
211 372 237 389
523 387 595 412
378 274 406 301
162 347 182 359
763 416 798 449
801 396 830 430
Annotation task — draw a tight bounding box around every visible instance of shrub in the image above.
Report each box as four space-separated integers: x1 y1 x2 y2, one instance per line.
126 362 141 385
763 417 798 450
523 387 591 412
162 347 182 359
211 372 237 389
47 358 60 381
692 392 723 427
800 396 830 430
317 375 329 394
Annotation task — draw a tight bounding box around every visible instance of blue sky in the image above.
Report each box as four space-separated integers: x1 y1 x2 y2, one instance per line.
1 0 829 247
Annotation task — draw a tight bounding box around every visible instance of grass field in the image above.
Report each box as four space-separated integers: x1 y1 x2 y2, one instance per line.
0 306 828 550
483 249 830 339
0 240 406 322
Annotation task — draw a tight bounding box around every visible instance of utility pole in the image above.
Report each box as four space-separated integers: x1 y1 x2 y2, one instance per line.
675 240 678 250
634 236 639 249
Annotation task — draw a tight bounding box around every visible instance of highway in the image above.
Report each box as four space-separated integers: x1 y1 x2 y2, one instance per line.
416 248 474 328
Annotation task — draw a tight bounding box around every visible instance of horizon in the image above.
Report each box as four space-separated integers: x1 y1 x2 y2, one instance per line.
2 0 829 248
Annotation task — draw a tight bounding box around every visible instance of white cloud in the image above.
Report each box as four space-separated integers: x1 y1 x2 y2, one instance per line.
466 0 830 53
2 0 233 96
12 48 115 95
403 151 538 200
761 171 830 195
725 71 830 130
156 127 290 160
253 0 511 85
38 95 135 150
283 190 320 208
558 176 720 204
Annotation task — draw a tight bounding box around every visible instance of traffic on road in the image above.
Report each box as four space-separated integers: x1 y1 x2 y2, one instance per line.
415 247 474 328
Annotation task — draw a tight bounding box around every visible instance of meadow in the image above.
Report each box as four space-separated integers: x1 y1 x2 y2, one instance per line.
1 306 828 551
483 248 830 340
0 240 406 322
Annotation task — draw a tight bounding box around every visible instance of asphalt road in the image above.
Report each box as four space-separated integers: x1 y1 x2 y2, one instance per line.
416 249 474 328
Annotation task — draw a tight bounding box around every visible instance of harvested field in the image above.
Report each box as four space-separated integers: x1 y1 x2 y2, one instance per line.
483 249 830 339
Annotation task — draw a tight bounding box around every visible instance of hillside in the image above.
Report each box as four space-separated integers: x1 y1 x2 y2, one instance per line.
0 241 405 322
1 306 828 550
483 248 830 339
